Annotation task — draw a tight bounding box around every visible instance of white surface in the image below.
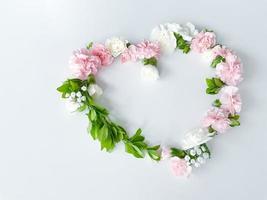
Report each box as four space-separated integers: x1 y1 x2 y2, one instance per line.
0 0 266 199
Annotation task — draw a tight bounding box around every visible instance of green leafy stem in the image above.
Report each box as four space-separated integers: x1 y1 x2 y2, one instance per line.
57 75 161 161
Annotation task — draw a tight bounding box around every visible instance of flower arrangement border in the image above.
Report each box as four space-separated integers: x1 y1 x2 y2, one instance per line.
57 22 243 177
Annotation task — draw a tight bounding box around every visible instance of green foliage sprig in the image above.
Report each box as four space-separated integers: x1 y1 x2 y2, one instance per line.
57 75 161 161
173 32 191 53
206 77 225 95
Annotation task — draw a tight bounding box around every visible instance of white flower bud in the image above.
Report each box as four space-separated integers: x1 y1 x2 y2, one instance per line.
70 92 76 98
140 65 159 81
81 86 87 91
76 91 82 97
190 149 196 156
88 84 103 97
81 96 86 101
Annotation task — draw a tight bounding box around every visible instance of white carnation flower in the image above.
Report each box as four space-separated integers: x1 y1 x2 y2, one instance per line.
166 22 198 41
181 128 212 150
140 65 159 81
65 98 81 113
88 84 103 97
105 37 127 57
150 24 177 54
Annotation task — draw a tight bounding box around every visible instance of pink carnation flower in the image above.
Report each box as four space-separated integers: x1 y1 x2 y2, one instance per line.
69 49 101 80
90 44 114 66
120 41 160 63
216 54 243 86
136 40 160 59
120 45 138 63
211 45 233 60
219 86 242 115
191 31 216 53
170 157 192 177
202 107 230 133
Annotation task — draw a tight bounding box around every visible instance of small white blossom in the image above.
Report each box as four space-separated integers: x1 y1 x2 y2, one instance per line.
88 84 103 97
70 92 76 98
190 149 196 156
81 96 86 101
140 65 159 81
105 37 127 57
196 148 202 155
190 159 196 164
76 91 82 98
184 155 190 161
203 153 209 159
197 157 205 164
81 86 87 91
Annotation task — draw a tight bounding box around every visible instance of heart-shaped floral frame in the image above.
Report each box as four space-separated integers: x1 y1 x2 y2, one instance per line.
57 22 243 178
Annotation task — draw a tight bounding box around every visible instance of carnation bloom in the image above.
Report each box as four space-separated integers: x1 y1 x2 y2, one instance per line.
219 86 242 115
191 31 216 53
170 157 192 177
202 107 230 133
105 37 127 57
211 45 234 59
166 22 199 41
120 45 138 63
69 49 101 80
216 54 243 86
90 44 114 66
136 40 160 59
150 24 177 54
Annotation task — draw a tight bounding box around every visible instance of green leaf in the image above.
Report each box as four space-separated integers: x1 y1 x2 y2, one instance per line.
143 57 157 66
170 148 186 158
208 126 216 133
77 104 87 112
214 78 224 87
183 45 190 54
147 145 160 151
89 122 98 140
88 109 97 121
211 55 225 68
230 118 240 127
125 142 144 158
57 83 69 93
213 99 222 107
87 74 96 85
98 124 109 141
147 149 161 161
229 114 240 120
205 78 224 95
206 78 216 88
173 32 191 54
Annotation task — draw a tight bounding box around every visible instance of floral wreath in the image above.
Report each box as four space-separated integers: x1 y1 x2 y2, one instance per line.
57 22 243 178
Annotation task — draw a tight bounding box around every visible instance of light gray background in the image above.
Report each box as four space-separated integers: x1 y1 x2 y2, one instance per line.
0 0 266 199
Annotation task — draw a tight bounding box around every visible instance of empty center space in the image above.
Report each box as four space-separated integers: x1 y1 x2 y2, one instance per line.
97 52 214 146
